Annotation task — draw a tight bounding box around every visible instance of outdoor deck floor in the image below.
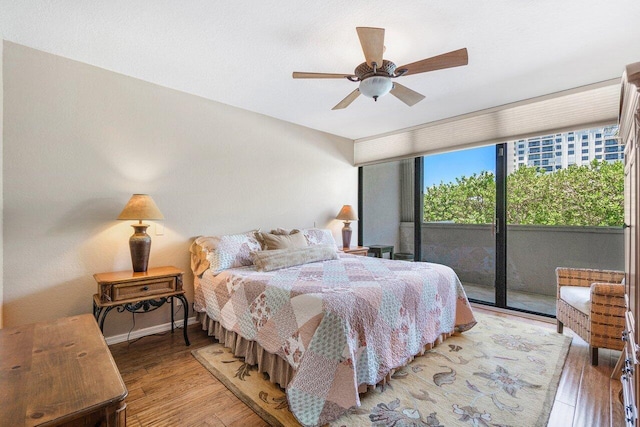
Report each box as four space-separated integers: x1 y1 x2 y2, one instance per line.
463 282 557 316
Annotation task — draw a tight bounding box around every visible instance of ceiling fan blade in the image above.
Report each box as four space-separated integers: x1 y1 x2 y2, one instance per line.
390 83 425 106
356 27 385 67
398 48 468 76
293 72 355 79
332 89 361 110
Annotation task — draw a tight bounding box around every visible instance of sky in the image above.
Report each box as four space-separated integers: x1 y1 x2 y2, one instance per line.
424 145 495 188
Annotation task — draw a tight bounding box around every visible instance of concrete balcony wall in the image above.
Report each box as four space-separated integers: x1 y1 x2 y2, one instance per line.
400 222 623 296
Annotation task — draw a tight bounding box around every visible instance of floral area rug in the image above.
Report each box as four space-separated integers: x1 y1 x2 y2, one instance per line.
191 311 570 426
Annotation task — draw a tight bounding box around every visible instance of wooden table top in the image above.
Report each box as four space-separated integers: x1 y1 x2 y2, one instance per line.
93 266 182 284
0 314 128 426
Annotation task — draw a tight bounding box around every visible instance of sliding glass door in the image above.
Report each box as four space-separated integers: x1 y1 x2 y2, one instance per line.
420 127 623 316
423 145 497 305
361 125 623 317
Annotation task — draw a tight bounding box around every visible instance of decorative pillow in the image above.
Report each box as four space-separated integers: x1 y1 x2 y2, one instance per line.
301 228 338 249
200 232 262 274
269 228 299 235
190 237 217 276
257 231 308 250
251 245 338 272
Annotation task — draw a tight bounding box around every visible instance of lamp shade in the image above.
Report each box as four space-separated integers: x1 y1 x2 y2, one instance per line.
359 76 393 100
117 194 164 221
336 205 358 221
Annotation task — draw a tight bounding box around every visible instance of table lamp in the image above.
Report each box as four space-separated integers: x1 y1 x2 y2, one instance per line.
336 204 358 249
117 194 164 272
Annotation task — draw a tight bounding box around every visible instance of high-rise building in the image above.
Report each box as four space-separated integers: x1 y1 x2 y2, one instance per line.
506 125 622 174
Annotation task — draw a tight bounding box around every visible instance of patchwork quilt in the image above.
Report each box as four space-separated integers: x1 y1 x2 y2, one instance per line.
196 254 476 426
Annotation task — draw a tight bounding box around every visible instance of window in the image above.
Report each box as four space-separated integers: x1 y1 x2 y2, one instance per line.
595 140 602 145
582 134 588 140
568 150 575 155
568 136 575 142
605 146 618 153
529 141 540 147
596 154 602 159
518 156 524 161
542 153 553 159
542 139 553 145
596 133 602 138
518 150 524 155
556 144 562 149
530 147 540 153
582 142 589 147
582 149 589 154
556 138 562 143
582 156 589 160
568 144 574 149
605 139 617 146
605 153 619 160
596 147 603 153
533 160 540 166
542 146 553 152
556 151 562 156
530 154 540 160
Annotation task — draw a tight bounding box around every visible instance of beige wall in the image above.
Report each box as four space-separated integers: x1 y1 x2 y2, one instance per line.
3 42 356 337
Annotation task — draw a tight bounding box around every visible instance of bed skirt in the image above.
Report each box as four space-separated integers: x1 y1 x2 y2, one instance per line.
197 312 453 394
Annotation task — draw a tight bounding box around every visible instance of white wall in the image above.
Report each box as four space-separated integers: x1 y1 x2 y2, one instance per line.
362 161 401 251
3 42 356 336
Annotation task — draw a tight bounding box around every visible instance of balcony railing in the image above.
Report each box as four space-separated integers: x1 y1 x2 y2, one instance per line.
399 222 624 315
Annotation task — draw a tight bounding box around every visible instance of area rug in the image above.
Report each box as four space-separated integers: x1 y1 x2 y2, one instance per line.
192 312 570 426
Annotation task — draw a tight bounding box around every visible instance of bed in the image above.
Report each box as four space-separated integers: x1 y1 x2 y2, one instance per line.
190 229 476 426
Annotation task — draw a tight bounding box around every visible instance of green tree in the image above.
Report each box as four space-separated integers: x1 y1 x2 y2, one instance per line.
423 160 624 226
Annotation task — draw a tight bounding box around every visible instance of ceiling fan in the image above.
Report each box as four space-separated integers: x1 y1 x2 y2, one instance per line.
292 27 468 110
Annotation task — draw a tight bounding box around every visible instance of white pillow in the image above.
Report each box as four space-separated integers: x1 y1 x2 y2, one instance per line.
300 228 338 249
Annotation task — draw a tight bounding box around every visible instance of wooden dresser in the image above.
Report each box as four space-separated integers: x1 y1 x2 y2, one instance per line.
0 314 128 426
621 61 640 427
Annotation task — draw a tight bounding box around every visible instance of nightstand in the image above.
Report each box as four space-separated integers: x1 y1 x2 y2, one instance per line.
368 245 394 259
93 266 190 346
340 246 369 256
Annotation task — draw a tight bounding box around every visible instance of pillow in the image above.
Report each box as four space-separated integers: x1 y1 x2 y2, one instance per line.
199 232 262 274
190 237 218 276
301 228 338 249
257 231 308 250
251 245 338 272
269 228 299 235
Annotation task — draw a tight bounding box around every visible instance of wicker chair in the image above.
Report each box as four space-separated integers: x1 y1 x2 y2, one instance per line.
556 267 626 366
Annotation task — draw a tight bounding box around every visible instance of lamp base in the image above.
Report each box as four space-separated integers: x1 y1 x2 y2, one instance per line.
341 221 352 249
129 224 152 272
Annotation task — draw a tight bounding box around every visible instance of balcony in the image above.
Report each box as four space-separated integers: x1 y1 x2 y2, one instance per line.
398 222 624 316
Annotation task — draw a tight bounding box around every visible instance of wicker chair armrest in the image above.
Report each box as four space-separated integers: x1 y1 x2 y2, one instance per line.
590 282 626 311
591 282 625 296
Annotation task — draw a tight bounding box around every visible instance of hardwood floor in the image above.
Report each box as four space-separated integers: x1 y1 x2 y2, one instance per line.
109 307 624 426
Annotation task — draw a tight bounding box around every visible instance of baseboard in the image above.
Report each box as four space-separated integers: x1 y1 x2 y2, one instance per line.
105 316 199 345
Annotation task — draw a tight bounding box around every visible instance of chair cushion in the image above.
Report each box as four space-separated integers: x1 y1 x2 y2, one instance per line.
560 286 591 315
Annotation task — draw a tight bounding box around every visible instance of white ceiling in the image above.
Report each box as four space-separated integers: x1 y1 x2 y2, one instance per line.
1 1 639 140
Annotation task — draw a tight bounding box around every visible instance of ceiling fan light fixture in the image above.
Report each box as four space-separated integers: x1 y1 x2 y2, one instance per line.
359 76 393 101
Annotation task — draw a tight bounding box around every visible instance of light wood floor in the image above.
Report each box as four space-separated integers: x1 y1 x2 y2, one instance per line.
109 306 624 426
